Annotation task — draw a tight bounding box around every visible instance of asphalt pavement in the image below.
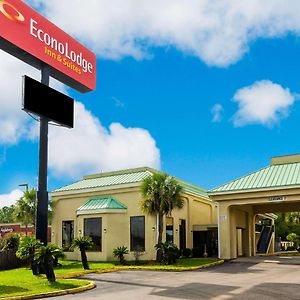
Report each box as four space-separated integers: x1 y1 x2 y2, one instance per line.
50 256 300 300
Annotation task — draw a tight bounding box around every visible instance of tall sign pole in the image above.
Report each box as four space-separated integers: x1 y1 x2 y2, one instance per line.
35 63 50 245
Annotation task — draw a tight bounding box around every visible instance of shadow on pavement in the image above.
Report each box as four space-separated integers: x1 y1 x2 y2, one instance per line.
230 283 300 300
151 282 238 299
198 261 264 274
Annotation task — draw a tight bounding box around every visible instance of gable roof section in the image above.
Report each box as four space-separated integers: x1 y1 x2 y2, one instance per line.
52 167 209 199
210 162 300 194
77 196 127 211
53 168 152 192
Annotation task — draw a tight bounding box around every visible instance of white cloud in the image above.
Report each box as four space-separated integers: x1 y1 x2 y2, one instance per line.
48 102 160 178
0 53 37 144
232 80 296 127
0 189 23 208
0 51 160 178
26 0 300 67
211 104 223 122
0 52 67 144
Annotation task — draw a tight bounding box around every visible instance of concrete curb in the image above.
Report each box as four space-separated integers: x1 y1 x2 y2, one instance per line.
58 260 224 276
115 259 225 272
0 280 96 300
59 260 225 277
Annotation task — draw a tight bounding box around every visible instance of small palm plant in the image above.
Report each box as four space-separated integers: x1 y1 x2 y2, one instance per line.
34 244 62 282
16 236 43 274
113 246 129 265
71 236 93 270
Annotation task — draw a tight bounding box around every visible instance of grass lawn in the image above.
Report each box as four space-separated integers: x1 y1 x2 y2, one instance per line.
56 257 220 276
0 267 89 298
0 258 220 298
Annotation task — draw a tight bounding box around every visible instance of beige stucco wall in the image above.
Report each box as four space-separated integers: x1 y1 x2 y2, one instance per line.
51 184 215 261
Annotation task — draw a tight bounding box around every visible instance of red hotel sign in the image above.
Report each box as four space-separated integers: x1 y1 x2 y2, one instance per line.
0 0 96 92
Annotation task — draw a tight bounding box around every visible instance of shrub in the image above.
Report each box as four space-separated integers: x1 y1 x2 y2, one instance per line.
113 246 129 265
181 248 192 258
155 242 179 265
16 236 43 274
133 247 144 264
287 246 295 251
287 233 299 248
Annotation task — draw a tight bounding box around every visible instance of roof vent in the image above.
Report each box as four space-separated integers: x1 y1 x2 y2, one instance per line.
271 154 300 165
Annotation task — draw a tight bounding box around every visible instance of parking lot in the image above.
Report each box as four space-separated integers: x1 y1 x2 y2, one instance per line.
51 257 300 300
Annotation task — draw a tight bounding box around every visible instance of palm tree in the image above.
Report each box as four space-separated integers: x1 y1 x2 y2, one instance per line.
34 244 61 282
141 172 184 261
113 246 129 265
14 188 36 235
71 236 93 270
16 236 43 273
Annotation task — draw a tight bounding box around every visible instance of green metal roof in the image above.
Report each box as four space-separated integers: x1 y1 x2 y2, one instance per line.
77 196 127 211
52 167 208 198
53 168 152 192
210 162 300 194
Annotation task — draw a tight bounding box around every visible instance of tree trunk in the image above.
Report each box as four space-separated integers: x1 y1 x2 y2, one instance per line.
80 247 89 270
45 257 56 282
156 212 164 262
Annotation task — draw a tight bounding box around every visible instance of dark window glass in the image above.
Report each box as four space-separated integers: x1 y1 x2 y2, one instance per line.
166 217 174 243
130 216 145 251
62 221 74 251
84 218 102 251
179 219 186 250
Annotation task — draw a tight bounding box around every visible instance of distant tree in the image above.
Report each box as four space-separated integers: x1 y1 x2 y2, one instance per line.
13 188 36 235
1 233 20 252
276 213 300 241
286 212 300 224
141 172 184 261
0 205 15 223
71 236 93 270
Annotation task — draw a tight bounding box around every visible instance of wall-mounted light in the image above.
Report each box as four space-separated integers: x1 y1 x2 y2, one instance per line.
103 229 107 233
152 227 155 231
79 229 82 235
175 229 178 233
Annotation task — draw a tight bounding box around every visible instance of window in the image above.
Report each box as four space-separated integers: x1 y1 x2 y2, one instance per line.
130 216 145 251
84 217 102 251
179 219 186 250
62 221 74 251
166 217 174 243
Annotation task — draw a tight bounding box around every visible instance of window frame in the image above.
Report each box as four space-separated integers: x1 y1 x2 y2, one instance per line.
130 216 145 252
62 220 74 251
84 217 102 252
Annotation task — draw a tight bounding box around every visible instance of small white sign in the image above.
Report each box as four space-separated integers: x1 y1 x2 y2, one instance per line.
269 196 287 201
0 228 14 233
219 215 227 221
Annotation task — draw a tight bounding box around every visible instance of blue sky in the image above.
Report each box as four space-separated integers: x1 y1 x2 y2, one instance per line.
2 1 300 206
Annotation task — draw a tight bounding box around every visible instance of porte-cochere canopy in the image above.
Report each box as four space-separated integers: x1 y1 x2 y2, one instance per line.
209 154 300 260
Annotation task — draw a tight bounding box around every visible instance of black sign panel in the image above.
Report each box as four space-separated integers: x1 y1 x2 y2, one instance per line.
22 75 74 128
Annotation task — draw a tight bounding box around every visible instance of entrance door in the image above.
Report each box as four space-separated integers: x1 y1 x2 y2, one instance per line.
236 228 243 257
